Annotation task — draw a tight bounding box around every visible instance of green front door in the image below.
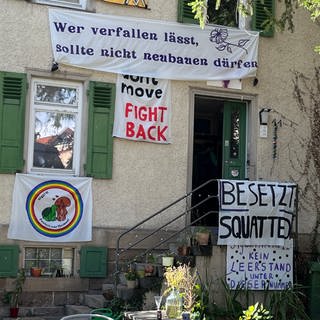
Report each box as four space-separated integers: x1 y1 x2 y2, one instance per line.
222 101 247 180
192 96 247 226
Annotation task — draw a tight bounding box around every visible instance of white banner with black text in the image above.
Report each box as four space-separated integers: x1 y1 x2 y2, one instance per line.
48 9 259 80
218 180 297 246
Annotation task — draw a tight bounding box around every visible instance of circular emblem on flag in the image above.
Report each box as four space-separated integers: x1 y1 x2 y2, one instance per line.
26 180 83 237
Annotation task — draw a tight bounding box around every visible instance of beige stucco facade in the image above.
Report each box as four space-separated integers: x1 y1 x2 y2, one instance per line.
0 0 320 311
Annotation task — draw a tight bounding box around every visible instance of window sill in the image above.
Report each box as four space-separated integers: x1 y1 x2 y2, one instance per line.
23 277 89 292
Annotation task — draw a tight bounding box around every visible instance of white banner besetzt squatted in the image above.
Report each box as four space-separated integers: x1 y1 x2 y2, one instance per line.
113 74 171 143
8 174 93 242
218 180 297 246
48 9 259 80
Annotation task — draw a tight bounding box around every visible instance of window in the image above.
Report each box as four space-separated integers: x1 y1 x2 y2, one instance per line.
178 0 275 37
0 71 115 178
28 79 82 175
24 247 74 276
208 0 241 28
32 0 87 10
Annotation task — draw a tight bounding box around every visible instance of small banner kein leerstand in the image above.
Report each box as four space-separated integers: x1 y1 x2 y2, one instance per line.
226 241 293 290
113 74 171 143
8 174 93 242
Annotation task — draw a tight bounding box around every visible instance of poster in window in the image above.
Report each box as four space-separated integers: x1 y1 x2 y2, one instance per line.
33 111 75 170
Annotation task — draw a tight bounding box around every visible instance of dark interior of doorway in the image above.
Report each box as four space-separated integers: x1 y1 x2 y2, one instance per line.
191 95 223 227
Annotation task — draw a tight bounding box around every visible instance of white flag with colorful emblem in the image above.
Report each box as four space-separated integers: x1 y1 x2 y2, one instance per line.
8 174 92 242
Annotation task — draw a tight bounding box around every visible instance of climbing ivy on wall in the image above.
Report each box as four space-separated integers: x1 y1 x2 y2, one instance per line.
289 67 320 256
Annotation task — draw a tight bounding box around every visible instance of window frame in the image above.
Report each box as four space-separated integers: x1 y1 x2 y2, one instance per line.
178 0 247 29
32 0 87 10
178 0 274 36
24 246 75 277
27 77 83 176
0 70 115 179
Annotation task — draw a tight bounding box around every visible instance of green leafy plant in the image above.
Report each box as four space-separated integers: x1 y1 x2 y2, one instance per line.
188 0 208 29
176 230 192 251
109 294 146 314
194 226 210 233
146 253 156 263
162 250 176 257
192 270 212 319
239 302 272 320
192 227 211 246
3 268 26 308
125 269 138 281
221 280 252 319
263 285 310 320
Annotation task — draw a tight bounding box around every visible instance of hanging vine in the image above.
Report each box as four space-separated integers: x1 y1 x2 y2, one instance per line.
290 67 320 256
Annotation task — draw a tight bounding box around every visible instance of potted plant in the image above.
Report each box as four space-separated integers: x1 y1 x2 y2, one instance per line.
194 227 211 246
30 267 42 277
190 227 212 256
30 250 44 277
144 253 156 276
161 252 175 267
125 269 138 289
163 265 199 319
176 231 192 257
4 268 26 318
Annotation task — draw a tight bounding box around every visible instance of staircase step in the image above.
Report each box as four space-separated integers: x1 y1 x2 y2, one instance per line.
83 294 107 309
0 306 65 319
3 318 62 320
65 305 92 315
2 315 62 320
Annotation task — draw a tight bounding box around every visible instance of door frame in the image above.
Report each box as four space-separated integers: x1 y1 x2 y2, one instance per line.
187 88 258 194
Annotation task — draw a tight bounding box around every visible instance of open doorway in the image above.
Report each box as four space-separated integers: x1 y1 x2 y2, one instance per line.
191 94 247 227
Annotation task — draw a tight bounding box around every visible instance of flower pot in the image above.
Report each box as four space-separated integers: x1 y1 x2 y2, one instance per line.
126 280 136 289
9 307 19 318
136 269 145 278
177 245 190 256
175 256 196 267
182 312 191 320
144 263 155 276
162 256 174 267
195 232 210 245
30 267 42 277
191 245 212 256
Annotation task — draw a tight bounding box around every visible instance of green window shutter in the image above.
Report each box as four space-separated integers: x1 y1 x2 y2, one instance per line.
79 246 107 278
0 72 27 173
178 0 197 24
86 81 115 179
252 0 275 37
0 245 19 277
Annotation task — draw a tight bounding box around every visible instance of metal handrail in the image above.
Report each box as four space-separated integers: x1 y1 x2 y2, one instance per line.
114 179 218 286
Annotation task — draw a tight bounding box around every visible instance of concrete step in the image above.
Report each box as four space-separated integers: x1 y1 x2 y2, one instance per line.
0 306 65 319
3 318 54 320
82 294 107 309
65 305 92 315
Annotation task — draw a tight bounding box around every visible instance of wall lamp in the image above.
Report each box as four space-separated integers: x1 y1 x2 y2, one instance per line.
51 61 59 72
259 108 272 125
